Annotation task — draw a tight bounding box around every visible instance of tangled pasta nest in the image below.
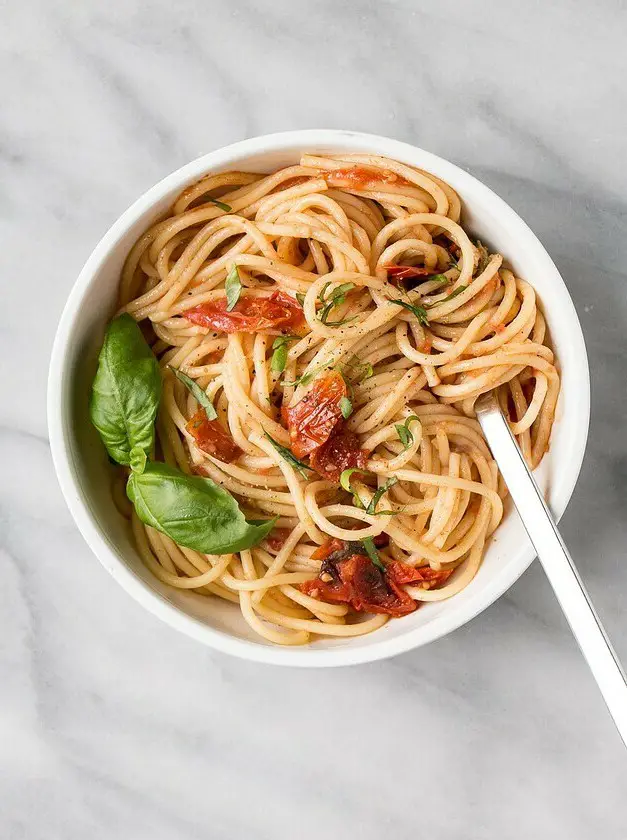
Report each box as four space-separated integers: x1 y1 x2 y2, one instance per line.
112 153 559 646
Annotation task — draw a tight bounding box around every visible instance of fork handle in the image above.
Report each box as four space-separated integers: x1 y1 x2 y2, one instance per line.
477 396 627 746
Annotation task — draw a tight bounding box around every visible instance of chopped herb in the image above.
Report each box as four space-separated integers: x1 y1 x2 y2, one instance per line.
318 282 356 326
395 415 421 450
339 396 353 419
264 432 312 478
283 361 333 388
426 274 450 285
208 197 232 213
340 467 362 493
296 292 306 307
341 355 373 384
361 536 386 572
426 286 468 307
169 366 218 421
225 265 242 311
366 477 398 515
340 466 368 508
474 239 490 275
270 335 297 374
390 299 430 327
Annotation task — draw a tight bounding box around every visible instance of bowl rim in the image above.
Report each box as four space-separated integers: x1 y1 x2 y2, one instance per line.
47 129 590 667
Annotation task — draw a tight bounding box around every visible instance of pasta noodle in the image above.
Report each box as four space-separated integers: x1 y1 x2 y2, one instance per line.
114 153 559 646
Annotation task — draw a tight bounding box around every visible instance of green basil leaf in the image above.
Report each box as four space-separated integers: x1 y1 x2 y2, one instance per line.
340 467 361 493
361 536 386 572
296 292 306 307
426 286 467 307
339 466 369 508
283 361 332 387
225 265 242 312
89 314 162 466
130 445 147 475
339 396 353 419
169 366 217 420
395 424 412 448
391 299 430 327
427 274 450 285
474 239 490 275
318 282 356 325
208 197 232 212
366 477 398 515
340 355 373 383
270 335 297 375
271 344 288 374
395 415 421 450
127 461 276 554
264 432 312 478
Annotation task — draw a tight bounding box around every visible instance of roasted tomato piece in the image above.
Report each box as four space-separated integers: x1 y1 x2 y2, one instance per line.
302 542 453 617
384 264 434 281
285 371 347 459
186 409 240 462
301 552 416 617
265 528 292 552
310 430 367 482
322 166 411 190
185 291 306 335
386 561 453 589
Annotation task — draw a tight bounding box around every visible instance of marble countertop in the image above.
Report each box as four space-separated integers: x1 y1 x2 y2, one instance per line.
3 1 626 837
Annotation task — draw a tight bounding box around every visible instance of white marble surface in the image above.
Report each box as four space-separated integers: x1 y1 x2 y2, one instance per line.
2 1 626 837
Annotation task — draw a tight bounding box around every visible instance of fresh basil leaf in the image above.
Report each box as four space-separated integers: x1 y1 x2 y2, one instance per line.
341 355 373 383
318 282 356 326
427 274 450 285
169 366 217 421
208 197 232 212
339 396 353 419
474 239 490 275
296 292 306 307
225 265 242 312
271 344 288 374
390 299 430 327
426 286 467 307
264 432 312 478
89 314 162 467
339 466 369 508
361 536 386 572
283 361 332 387
127 461 276 554
395 424 412 448
129 445 147 475
340 467 361 493
366 477 398 515
270 335 297 375
318 282 332 302
395 415 421 450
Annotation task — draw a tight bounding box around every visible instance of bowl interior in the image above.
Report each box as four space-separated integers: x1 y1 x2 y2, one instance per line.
51 132 589 664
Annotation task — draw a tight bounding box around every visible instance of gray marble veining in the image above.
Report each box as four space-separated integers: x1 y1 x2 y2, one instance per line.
2 1 626 837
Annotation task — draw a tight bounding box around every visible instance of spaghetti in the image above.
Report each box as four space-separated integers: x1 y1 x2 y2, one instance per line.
110 153 559 646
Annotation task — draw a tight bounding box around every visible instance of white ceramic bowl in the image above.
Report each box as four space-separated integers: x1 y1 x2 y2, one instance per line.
48 130 590 666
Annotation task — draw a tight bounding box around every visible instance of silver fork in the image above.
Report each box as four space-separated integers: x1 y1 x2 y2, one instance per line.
476 392 627 746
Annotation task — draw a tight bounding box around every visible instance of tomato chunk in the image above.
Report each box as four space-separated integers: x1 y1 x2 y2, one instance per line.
186 409 240 462
301 540 453 617
285 371 347 459
322 166 411 190
310 430 367 483
384 264 434 281
386 561 453 589
185 291 306 335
